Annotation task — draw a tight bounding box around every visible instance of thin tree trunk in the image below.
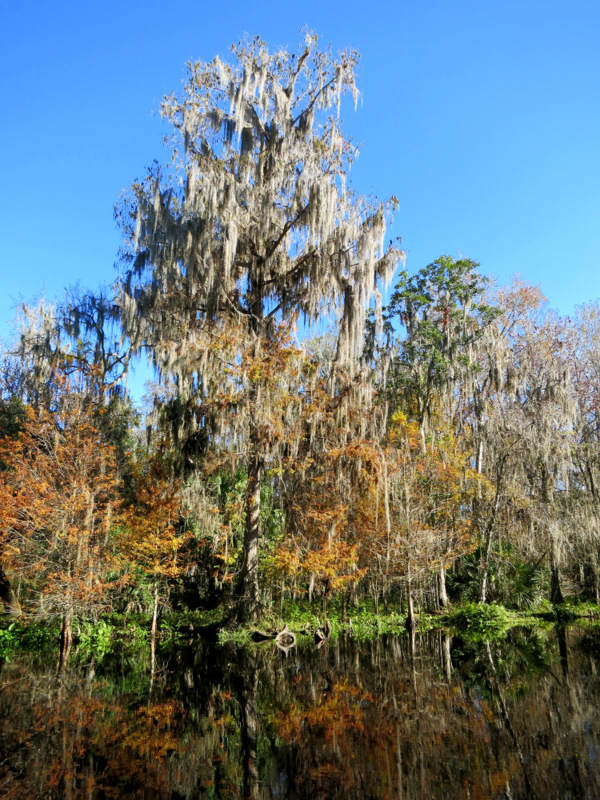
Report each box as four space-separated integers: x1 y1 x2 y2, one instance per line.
59 607 74 672
549 540 564 606
438 566 449 607
150 581 158 688
383 457 391 574
480 464 503 604
556 624 569 680
442 633 453 682
405 568 417 631
479 536 492 604
308 573 315 604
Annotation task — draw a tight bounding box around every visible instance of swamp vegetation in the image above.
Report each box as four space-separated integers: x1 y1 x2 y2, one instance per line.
1 32 600 797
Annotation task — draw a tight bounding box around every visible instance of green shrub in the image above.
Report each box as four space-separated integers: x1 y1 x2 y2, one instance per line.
0 623 19 660
449 546 545 610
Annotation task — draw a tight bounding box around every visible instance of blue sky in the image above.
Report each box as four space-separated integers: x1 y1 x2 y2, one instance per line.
2 1 599 360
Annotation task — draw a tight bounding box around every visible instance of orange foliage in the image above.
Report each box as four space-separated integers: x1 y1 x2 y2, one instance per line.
119 455 191 582
369 412 480 582
0 384 123 620
333 411 484 592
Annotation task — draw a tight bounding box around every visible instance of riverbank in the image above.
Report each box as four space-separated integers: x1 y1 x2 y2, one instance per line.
2 598 599 662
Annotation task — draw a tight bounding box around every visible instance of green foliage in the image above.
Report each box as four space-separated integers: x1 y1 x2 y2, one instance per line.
281 597 409 639
281 602 323 632
260 482 286 542
0 396 27 470
77 618 115 661
448 546 546 610
218 625 252 648
450 624 553 691
0 396 26 442
0 622 19 660
510 558 545 610
20 620 61 653
116 623 149 654
0 619 61 660
445 602 516 640
345 611 407 639
383 255 499 428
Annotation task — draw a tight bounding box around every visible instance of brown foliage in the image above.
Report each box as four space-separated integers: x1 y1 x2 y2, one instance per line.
0 382 122 622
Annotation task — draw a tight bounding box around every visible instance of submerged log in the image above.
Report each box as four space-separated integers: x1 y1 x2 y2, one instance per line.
250 624 296 648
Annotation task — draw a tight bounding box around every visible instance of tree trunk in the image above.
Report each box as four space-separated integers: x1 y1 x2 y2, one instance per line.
236 451 262 623
539 467 563 606
479 539 492 604
480 465 503 604
556 624 569 679
438 566 449 608
308 573 315 604
549 541 564 606
235 270 264 625
59 607 74 672
236 658 260 800
442 633 453 682
0 565 21 616
405 570 417 631
0 565 11 611
150 581 158 688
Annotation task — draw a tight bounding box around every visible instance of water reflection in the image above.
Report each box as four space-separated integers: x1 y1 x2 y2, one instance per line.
1 625 599 798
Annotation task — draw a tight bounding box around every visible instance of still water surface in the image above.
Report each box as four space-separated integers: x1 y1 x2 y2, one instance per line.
1 624 599 798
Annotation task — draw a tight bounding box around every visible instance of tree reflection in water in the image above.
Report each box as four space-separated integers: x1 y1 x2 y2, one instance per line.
0 625 599 798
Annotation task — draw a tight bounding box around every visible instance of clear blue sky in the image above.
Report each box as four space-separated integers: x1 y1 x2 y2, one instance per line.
2 0 599 349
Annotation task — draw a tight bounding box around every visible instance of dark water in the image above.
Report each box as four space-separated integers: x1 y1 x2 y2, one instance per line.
1 624 599 799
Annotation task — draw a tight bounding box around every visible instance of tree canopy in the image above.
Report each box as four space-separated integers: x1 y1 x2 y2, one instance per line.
116 32 402 619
